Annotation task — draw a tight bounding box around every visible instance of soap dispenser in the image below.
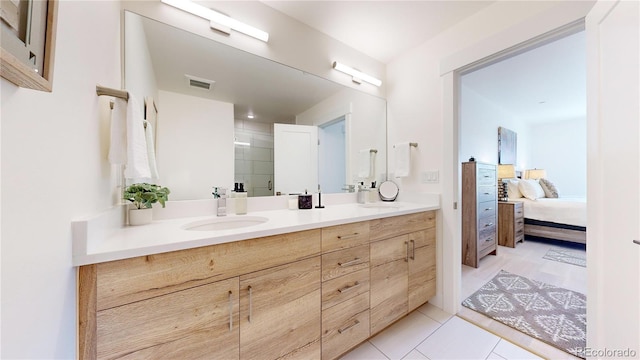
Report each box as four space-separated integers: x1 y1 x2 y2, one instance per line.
357 182 368 204
235 183 247 215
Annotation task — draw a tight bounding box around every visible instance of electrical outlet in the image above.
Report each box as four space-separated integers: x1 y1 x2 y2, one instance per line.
421 170 439 184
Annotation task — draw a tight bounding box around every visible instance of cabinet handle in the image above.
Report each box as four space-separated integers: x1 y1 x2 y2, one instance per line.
485 237 494 242
228 291 233 331
248 286 253 324
338 319 361 334
338 281 361 293
337 233 359 240
338 258 361 267
484 222 494 227
405 241 409 262
484 207 493 211
410 240 416 260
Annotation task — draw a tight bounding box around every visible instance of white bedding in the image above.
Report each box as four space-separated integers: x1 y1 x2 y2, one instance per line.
510 197 587 227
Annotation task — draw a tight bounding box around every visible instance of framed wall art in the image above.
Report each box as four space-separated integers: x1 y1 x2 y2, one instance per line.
498 126 517 165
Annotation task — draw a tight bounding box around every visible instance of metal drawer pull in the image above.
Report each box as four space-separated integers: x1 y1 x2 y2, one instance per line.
338 258 361 267
337 233 359 240
484 207 493 211
484 192 491 195
248 286 253 323
634 240 640 245
410 240 416 260
338 281 361 293
484 222 494 227
485 237 493 242
228 291 233 331
405 241 410 262
338 319 361 334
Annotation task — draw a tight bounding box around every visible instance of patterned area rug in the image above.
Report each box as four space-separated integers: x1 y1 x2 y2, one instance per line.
543 249 586 267
462 270 587 358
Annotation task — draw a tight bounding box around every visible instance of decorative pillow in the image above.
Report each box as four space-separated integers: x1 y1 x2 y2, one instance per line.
539 178 559 198
506 179 523 199
518 179 546 200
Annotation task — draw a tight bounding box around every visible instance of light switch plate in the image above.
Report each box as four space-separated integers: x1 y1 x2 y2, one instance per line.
421 170 439 183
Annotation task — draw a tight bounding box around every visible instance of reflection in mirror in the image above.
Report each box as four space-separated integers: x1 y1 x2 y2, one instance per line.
124 11 386 200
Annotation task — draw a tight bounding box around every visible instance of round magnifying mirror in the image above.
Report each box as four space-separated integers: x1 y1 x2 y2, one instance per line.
378 180 399 202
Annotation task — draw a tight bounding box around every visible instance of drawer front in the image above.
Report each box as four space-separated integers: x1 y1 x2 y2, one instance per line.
369 211 435 242
514 202 524 218
322 245 369 282
322 221 370 253
478 216 496 252
321 292 370 360
477 186 496 203
322 268 370 310
477 200 496 219
477 167 496 186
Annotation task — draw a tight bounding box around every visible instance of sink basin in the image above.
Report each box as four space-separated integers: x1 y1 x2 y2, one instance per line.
183 216 268 231
360 203 401 209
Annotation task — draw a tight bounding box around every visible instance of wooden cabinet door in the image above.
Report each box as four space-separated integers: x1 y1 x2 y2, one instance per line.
97 278 240 360
370 235 409 334
408 230 436 312
239 257 321 360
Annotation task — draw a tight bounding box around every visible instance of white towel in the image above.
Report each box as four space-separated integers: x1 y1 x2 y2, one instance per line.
108 98 127 165
394 142 411 177
124 96 151 179
358 149 374 178
144 120 160 180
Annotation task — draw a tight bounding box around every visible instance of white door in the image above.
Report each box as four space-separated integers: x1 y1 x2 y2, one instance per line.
586 0 639 354
274 124 318 195
318 117 347 194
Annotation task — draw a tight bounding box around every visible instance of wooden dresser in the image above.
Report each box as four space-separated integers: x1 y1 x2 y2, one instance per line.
498 201 524 248
462 161 497 268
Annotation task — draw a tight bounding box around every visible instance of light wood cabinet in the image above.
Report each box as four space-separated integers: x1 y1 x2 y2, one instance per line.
240 257 321 359
369 211 436 335
462 161 498 268
78 211 437 360
498 201 524 248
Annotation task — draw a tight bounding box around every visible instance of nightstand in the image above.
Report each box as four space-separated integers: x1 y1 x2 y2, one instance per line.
498 201 524 248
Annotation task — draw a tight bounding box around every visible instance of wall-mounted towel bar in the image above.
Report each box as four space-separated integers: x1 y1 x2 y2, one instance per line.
96 85 129 110
393 142 418 148
370 149 378 153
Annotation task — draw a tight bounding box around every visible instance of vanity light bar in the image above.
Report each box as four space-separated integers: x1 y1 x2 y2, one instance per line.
332 61 382 87
161 0 269 42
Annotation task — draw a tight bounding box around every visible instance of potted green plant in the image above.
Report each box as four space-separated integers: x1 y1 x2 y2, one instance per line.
123 183 170 225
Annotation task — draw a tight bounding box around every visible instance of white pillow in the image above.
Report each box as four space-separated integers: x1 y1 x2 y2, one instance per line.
518 179 546 200
506 179 523 199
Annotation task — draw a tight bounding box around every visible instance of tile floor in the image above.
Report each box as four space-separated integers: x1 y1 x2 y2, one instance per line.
340 303 542 360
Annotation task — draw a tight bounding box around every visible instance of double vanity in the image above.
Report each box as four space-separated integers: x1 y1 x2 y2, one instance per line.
75 200 439 360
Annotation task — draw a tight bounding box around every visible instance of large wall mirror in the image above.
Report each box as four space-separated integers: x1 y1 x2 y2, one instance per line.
124 11 387 200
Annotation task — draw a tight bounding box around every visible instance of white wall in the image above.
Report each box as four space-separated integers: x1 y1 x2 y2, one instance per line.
459 84 531 168
123 10 158 111
0 1 122 358
157 90 234 200
529 117 586 197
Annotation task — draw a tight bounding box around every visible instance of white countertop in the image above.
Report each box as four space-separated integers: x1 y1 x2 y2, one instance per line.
73 201 439 266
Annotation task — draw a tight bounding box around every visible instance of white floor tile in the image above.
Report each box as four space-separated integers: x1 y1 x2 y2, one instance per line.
417 302 453 324
415 316 500 359
370 311 441 359
493 340 542 360
339 341 388 360
402 349 430 359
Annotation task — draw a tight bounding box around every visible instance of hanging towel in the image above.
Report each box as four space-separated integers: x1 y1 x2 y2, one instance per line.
124 96 152 179
358 149 374 178
394 142 411 177
144 120 160 180
108 98 127 165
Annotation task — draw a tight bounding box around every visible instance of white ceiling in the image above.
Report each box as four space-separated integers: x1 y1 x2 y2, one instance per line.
462 30 586 124
261 1 495 64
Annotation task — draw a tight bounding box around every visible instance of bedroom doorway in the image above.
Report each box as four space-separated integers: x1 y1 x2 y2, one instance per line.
455 22 588 358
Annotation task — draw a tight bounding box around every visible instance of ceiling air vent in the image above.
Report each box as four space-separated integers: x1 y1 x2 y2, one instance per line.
185 74 215 91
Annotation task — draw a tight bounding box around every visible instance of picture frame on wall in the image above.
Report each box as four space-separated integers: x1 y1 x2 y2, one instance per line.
498 126 517 165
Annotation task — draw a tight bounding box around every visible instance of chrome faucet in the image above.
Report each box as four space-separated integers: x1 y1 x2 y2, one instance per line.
212 187 227 216
342 184 356 193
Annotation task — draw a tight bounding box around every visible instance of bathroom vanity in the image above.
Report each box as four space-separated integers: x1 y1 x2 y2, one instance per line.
75 202 438 360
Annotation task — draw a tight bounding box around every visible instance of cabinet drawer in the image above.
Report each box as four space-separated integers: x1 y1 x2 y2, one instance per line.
322 221 370 253
321 292 370 360
322 245 369 282
478 224 497 252
322 268 370 310
369 211 435 242
514 202 524 217
477 200 496 219
477 186 496 203
96 229 321 311
477 167 496 185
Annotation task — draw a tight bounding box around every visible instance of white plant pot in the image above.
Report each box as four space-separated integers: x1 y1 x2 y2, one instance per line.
129 208 153 226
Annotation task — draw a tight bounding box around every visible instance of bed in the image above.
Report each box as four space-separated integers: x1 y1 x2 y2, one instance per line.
505 178 586 244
